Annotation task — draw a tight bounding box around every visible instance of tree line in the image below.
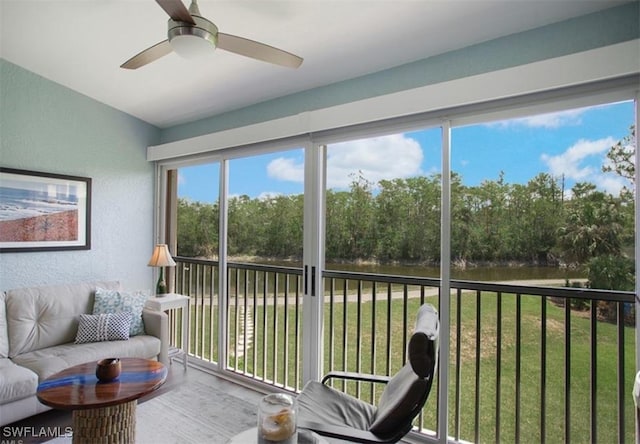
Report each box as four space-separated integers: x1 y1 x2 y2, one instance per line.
177 126 636 290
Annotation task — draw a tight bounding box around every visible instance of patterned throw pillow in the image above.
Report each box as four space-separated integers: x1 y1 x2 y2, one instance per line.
93 288 149 336
75 312 132 344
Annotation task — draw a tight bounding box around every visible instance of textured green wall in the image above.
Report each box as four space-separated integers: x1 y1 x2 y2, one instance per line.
0 60 161 291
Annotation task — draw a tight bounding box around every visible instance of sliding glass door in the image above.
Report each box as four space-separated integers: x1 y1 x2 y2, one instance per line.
226 148 305 389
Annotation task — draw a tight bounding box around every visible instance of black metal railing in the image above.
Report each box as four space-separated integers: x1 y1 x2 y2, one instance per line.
171 256 638 443
226 262 303 390
448 279 636 444
174 256 220 363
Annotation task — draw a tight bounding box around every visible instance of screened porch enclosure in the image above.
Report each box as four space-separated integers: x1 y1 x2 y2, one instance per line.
156 77 640 443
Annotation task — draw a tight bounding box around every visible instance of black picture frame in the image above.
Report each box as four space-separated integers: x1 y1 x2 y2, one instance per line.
0 167 91 252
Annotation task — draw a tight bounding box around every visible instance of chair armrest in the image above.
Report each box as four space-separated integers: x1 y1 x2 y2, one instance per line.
321 371 391 385
298 420 388 444
142 309 169 366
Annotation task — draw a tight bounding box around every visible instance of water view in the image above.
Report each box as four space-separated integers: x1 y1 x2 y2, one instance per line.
251 259 586 283
331 262 586 282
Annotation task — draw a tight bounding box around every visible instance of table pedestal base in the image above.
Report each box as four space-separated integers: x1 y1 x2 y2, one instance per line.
72 400 136 444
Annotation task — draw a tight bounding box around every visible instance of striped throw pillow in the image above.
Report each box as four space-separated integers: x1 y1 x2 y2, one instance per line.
75 312 132 344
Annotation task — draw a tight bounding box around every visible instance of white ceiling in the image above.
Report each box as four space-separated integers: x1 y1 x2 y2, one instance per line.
0 1 625 129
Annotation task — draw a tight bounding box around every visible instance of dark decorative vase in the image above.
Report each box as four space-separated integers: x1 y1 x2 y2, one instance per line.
96 358 121 382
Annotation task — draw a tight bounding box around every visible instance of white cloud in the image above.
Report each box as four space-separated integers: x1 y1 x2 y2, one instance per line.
267 157 304 182
326 134 423 188
517 109 584 128
493 108 586 129
596 175 630 195
541 136 630 195
541 138 613 179
265 134 424 189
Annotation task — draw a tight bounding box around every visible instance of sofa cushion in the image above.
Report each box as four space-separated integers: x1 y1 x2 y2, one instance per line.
75 312 132 344
0 358 38 404
0 293 8 358
93 288 149 336
5 281 121 358
12 336 161 381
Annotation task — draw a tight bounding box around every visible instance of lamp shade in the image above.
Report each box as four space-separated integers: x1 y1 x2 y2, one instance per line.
148 244 176 267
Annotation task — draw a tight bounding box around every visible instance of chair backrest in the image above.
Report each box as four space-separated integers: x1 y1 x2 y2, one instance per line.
368 303 439 440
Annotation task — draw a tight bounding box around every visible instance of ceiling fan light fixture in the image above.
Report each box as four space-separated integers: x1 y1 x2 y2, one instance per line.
170 33 213 59
121 0 303 69
167 16 217 59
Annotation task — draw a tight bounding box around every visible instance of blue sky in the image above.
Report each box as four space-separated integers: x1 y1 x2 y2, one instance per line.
178 100 635 203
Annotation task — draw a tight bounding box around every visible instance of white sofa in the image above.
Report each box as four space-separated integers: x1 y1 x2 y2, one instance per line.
0 281 169 426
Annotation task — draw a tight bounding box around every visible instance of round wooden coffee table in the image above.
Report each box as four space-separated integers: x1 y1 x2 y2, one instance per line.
37 358 167 444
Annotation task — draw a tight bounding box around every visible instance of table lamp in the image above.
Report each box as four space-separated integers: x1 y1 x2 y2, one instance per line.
148 244 176 296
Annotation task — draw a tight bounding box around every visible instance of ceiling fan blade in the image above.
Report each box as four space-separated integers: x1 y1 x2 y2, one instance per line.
217 33 303 69
156 0 195 25
121 40 173 69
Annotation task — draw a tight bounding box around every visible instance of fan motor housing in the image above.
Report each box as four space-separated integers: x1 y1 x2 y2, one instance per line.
168 14 218 48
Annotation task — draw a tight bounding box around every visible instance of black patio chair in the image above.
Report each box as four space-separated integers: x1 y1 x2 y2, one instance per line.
297 303 439 443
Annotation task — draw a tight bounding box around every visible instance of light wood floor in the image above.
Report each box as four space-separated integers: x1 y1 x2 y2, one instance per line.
3 359 415 443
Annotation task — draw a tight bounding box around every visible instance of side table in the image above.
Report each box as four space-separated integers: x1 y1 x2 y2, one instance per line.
145 293 190 370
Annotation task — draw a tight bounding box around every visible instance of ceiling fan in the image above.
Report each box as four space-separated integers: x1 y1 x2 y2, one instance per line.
121 0 303 70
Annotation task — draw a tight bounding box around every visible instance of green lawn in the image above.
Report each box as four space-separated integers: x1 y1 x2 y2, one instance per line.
182 293 637 443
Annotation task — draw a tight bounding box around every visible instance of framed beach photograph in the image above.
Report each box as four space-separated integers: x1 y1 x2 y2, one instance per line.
0 168 91 252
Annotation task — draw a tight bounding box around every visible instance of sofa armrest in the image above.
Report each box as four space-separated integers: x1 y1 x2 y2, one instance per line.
142 309 169 366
